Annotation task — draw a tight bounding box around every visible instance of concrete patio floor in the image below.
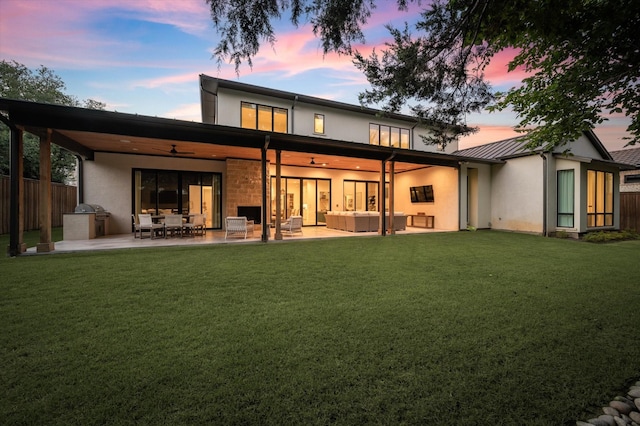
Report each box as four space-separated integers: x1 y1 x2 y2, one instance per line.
25 225 446 254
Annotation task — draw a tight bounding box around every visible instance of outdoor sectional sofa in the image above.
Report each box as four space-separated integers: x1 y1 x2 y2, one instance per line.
325 211 407 232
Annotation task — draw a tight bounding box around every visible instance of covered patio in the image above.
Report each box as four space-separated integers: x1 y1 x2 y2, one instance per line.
24 225 446 254
2 98 496 256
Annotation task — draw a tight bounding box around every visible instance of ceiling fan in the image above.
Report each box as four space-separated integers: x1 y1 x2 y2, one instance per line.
153 144 195 156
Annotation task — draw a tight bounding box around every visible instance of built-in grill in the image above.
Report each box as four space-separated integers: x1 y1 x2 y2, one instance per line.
73 203 110 237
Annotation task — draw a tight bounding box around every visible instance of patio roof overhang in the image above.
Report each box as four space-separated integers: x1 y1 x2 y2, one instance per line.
0 98 500 173
2 97 502 256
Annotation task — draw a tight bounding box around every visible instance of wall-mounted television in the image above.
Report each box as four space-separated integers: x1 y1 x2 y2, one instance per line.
410 185 434 203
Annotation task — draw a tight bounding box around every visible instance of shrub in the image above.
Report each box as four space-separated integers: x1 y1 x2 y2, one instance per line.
582 230 640 243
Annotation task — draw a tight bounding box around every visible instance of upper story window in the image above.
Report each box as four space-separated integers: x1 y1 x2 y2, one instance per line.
241 102 288 133
314 113 325 134
369 124 410 148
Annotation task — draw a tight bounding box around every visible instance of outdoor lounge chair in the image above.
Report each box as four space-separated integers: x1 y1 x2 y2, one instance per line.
225 216 254 239
282 215 303 236
138 213 164 239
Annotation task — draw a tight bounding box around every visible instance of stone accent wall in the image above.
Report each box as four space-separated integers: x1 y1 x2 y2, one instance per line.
225 158 269 220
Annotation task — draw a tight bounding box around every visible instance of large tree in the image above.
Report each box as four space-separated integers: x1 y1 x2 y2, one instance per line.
207 0 640 150
0 60 105 183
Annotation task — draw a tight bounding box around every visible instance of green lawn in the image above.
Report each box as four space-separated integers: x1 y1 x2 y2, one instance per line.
1 231 639 425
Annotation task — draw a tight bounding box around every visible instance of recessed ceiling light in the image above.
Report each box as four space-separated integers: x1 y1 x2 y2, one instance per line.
356 166 360 169
120 139 131 143
132 148 138 151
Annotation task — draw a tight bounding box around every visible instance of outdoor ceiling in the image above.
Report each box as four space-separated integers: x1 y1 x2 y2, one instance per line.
54 129 434 174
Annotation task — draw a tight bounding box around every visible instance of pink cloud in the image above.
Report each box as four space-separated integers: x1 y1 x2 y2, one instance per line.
482 48 529 89
132 72 202 90
0 0 210 69
163 103 202 121
219 28 363 81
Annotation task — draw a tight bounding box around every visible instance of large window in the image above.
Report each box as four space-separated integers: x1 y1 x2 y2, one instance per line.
587 170 614 227
369 124 410 148
241 102 287 133
557 170 574 227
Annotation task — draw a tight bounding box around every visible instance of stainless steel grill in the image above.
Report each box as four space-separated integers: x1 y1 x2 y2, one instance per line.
74 204 110 236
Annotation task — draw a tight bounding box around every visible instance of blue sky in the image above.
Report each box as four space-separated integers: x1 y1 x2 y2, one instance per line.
0 0 633 151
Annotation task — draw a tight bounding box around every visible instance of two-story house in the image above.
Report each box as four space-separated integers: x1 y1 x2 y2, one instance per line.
1 75 629 254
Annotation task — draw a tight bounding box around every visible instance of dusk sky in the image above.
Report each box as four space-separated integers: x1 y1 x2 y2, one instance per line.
0 0 633 151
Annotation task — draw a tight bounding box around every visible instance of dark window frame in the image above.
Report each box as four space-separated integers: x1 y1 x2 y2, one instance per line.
241 101 288 133
132 168 223 229
624 173 640 184
557 169 575 228
587 169 614 228
369 123 410 148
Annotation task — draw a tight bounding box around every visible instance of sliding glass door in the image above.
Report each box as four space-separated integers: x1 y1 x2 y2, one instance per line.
133 169 222 229
270 177 331 226
343 180 379 211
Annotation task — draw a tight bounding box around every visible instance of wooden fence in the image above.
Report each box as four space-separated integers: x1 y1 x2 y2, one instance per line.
0 175 77 235
620 192 640 232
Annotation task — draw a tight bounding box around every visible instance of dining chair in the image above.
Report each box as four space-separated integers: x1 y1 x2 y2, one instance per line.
182 214 203 237
131 214 141 238
138 213 164 239
164 214 183 238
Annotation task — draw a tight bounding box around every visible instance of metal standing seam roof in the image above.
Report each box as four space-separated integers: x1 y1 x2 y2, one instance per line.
610 147 640 167
452 136 541 160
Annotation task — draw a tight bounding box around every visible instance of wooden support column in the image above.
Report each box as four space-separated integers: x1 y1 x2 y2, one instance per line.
389 160 395 235
261 136 270 242
8 125 26 256
274 150 283 240
37 129 55 253
379 159 386 235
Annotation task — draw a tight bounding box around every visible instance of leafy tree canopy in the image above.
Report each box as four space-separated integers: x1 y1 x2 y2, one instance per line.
0 60 106 183
207 0 640 150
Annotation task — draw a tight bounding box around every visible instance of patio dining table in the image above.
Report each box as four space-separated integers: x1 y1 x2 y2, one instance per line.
151 214 194 223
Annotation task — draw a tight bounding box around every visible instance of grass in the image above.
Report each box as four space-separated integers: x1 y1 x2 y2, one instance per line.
1 231 639 425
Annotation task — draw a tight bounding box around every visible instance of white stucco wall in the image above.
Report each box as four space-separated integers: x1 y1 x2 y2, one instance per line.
82 153 225 234
395 166 459 230
490 155 544 233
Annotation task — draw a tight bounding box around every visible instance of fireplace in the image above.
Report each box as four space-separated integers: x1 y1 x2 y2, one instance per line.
237 206 261 224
